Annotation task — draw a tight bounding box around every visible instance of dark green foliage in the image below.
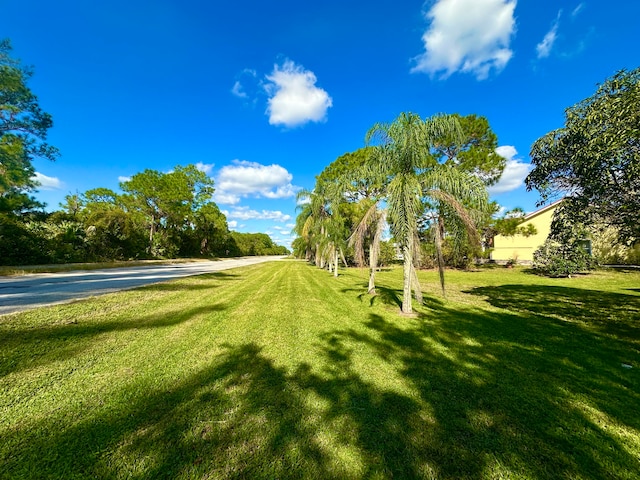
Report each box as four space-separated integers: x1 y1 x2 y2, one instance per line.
527 68 640 245
315 147 384 200
0 213 49 265
432 113 506 186
378 240 397 267
229 232 289 256
0 39 58 215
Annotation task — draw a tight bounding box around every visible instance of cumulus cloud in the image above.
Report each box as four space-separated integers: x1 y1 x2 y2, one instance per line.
412 0 517 80
32 172 63 190
488 146 532 194
118 176 131 183
213 160 299 205
195 162 214 175
536 11 562 59
228 220 238 228
264 60 332 127
224 206 292 222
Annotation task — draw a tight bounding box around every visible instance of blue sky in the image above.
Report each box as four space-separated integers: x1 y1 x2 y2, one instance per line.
3 0 638 248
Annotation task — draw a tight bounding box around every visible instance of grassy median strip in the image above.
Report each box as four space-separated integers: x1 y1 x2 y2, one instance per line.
1 261 639 479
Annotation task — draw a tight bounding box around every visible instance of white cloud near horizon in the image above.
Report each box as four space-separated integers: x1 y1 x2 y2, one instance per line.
223 206 292 222
32 172 63 190
264 60 332 127
488 146 532 194
536 11 562 59
213 160 299 205
412 0 517 80
118 175 131 183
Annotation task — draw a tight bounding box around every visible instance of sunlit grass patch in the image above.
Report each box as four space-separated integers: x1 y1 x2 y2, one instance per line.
1 261 639 479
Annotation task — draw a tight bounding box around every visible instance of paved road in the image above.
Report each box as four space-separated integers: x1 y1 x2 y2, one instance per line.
0 256 286 315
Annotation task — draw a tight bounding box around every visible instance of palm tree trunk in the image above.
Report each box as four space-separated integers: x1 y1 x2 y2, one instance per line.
434 217 446 296
368 247 376 294
411 264 423 303
334 248 339 277
148 214 155 254
402 241 413 314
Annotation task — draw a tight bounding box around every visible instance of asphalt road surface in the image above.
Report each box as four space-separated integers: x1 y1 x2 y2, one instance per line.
0 256 286 315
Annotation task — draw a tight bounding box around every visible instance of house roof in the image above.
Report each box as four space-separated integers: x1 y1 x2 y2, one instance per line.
524 199 564 221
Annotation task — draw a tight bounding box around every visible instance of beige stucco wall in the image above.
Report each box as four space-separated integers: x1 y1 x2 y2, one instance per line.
491 206 557 262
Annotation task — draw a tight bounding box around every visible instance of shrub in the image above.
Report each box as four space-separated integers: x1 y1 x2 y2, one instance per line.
533 238 596 277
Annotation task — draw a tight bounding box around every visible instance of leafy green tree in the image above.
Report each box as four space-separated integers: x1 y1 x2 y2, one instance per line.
432 113 505 186
0 39 58 214
229 232 288 256
185 202 230 256
526 68 640 245
120 165 214 255
315 147 384 200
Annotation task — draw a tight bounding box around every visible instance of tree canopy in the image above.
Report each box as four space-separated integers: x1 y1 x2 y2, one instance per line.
526 68 640 245
431 113 506 186
0 39 58 214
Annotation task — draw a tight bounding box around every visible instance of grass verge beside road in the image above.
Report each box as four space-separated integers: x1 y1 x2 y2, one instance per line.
1 261 638 479
0 258 219 276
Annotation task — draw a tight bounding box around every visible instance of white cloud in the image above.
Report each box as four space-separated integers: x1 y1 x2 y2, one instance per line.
118 176 131 183
571 3 584 18
231 69 257 100
213 160 299 205
412 0 517 80
489 146 532 194
228 220 238 228
495 145 517 160
264 59 332 127
296 195 311 205
32 172 63 190
231 81 247 99
225 206 292 222
536 11 562 59
195 162 214 175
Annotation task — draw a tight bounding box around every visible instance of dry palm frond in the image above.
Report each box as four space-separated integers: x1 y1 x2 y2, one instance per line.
349 201 381 267
429 189 481 246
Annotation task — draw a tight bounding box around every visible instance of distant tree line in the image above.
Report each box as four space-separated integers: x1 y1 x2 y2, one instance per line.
0 39 288 265
0 165 289 265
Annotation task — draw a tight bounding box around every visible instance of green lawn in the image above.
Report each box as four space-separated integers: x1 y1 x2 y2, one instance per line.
1 261 638 479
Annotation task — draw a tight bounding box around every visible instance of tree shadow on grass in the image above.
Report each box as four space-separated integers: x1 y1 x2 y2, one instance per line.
0 302 228 378
317 308 640 479
3 291 639 478
4 312 640 479
466 284 640 345
3 344 350 479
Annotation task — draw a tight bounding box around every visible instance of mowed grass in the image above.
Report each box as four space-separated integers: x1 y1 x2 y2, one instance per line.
1 261 639 479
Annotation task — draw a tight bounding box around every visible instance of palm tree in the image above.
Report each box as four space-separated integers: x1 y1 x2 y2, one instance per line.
421 167 488 295
294 186 347 275
349 199 387 294
366 112 488 314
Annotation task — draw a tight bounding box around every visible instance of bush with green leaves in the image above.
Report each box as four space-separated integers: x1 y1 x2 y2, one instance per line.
533 238 596 277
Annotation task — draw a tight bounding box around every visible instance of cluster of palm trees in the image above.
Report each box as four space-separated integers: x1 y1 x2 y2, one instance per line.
294 112 490 314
